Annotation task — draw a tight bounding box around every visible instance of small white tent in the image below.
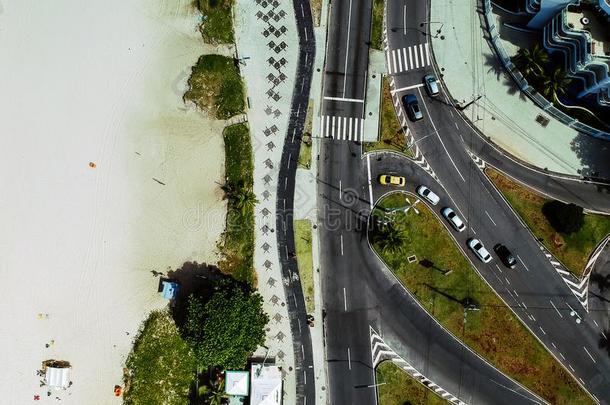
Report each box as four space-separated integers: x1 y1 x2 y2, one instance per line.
44 362 71 389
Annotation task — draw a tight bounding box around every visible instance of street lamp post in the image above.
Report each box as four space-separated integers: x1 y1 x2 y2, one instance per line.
420 21 444 38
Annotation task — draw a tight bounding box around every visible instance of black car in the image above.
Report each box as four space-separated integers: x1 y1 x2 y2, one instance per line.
402 94 423 121
494 244 517 269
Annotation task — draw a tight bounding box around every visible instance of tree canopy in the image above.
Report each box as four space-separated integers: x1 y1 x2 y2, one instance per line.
185 284 268 370
542 200 584 234
124 310 195 405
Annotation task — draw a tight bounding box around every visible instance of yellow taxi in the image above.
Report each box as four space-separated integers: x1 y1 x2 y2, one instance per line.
378 174 406 187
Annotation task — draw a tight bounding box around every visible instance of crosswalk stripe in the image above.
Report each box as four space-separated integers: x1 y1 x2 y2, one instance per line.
397 49 403 72
320 115 365 141
425 43 431 65
414 46 419 68
325 115 330 137
348 117 353 141
359 118 364 141
343 117 348 140
408 46 413 70
331 115 336 138
402 48 408 71
386 51 392 74
419 44 424 67
392 50 398 76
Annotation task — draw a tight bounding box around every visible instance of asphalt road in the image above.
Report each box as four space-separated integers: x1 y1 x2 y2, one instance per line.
384 0 610 401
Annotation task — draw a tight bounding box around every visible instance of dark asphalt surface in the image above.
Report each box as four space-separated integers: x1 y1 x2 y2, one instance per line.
275 1 316 404
384 0 610 402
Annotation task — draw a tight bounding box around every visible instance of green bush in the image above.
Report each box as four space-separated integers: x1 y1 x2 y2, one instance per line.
196 0 235 44
185 284 268 370
542 201 585 234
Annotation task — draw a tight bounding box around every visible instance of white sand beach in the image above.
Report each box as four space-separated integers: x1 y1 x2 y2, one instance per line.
0 0 226 402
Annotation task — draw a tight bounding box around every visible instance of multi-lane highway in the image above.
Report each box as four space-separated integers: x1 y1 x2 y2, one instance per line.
315 0 610 404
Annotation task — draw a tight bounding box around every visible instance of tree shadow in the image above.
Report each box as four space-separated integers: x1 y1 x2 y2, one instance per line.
570 132 610 184
165 261 234 330
599 330 610 357
590 272 610 295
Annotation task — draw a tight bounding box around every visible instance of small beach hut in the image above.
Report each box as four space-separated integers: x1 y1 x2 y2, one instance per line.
43 361 71 389
161 280 180 300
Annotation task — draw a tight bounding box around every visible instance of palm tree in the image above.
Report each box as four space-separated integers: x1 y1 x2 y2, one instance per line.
231 186 258 214
542 68 571 101
513 44 549 78
198 380 228 405
220 180 259 214
375 222 406 255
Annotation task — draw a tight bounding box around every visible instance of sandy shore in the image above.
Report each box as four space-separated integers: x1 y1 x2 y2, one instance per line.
0 0 226 402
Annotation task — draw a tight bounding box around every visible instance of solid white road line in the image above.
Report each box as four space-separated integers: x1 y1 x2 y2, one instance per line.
339 180 342 200
343 0 353 96
403 5 407 35
583 347 596 363
391 83 424 94
347 347 352 370
344 287 347 311
549 300 563 318
485 210 497 226
324 96 365 103
517 254 530 271
340 234 344 255
366 154 374 209
417 87 465 182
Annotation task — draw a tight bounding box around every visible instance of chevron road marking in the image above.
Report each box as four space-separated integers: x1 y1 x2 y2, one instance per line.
369 327 467 405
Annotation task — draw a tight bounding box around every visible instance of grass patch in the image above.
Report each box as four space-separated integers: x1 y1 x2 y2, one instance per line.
371 193 592 405
124 310 195 405
376 361 446 405
184 54 245 120
486 167 610 276
220 123 254 285
195 0 235 44
311 0 322 26
298 100 314 169
363 76 412 157
370 0 384 51
294 219 314 313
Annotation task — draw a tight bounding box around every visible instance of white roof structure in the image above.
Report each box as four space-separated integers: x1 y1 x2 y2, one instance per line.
45 366 71 389
225 370 249 396
250 364 282 405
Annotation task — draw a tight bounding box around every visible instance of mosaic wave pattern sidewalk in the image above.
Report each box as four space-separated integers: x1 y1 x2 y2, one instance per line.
235 0 300 402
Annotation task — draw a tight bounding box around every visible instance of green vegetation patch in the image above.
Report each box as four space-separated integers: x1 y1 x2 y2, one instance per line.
195 0 235 44
185 284 268 370
486 167 610 276
310 0 322 26
364 76 412 157
298 100 314 169
124 310 195 405
370 0 384 51
370 193 592 405
185 54 245 120
294 219 314 313
220 123 255 284
376 361 446 405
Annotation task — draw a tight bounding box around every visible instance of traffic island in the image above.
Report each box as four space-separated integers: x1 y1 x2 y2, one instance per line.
369 192 592 404
486 167 610 277
376 361 446 405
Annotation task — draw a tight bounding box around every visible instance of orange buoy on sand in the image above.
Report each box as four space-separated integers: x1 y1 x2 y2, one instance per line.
89 162 96 168
114 386 122 396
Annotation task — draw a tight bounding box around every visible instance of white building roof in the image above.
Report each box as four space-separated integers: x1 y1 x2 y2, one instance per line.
225 370 249 396
250 364 282 405
45 366 71 389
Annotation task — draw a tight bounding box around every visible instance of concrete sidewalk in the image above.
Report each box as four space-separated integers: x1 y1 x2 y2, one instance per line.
234 0 299 403
430 0 610 179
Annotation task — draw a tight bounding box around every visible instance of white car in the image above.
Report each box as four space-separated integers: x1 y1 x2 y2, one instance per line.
416 185 440 205
468 238 492 263
441 207 465 232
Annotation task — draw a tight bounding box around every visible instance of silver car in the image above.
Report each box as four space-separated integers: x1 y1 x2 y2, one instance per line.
468 238 492 263
441 207 465 232
416 185 440 205
423 74 439 96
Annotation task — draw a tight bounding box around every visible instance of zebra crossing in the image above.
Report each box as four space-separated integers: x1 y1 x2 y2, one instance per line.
319 115 365 141
387 43 431 75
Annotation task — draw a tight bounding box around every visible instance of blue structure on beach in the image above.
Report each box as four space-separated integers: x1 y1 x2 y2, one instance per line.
161 280 180 300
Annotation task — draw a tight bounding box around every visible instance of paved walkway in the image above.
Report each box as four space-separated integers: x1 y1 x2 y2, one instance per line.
430 0 610 179
234 0 300 402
